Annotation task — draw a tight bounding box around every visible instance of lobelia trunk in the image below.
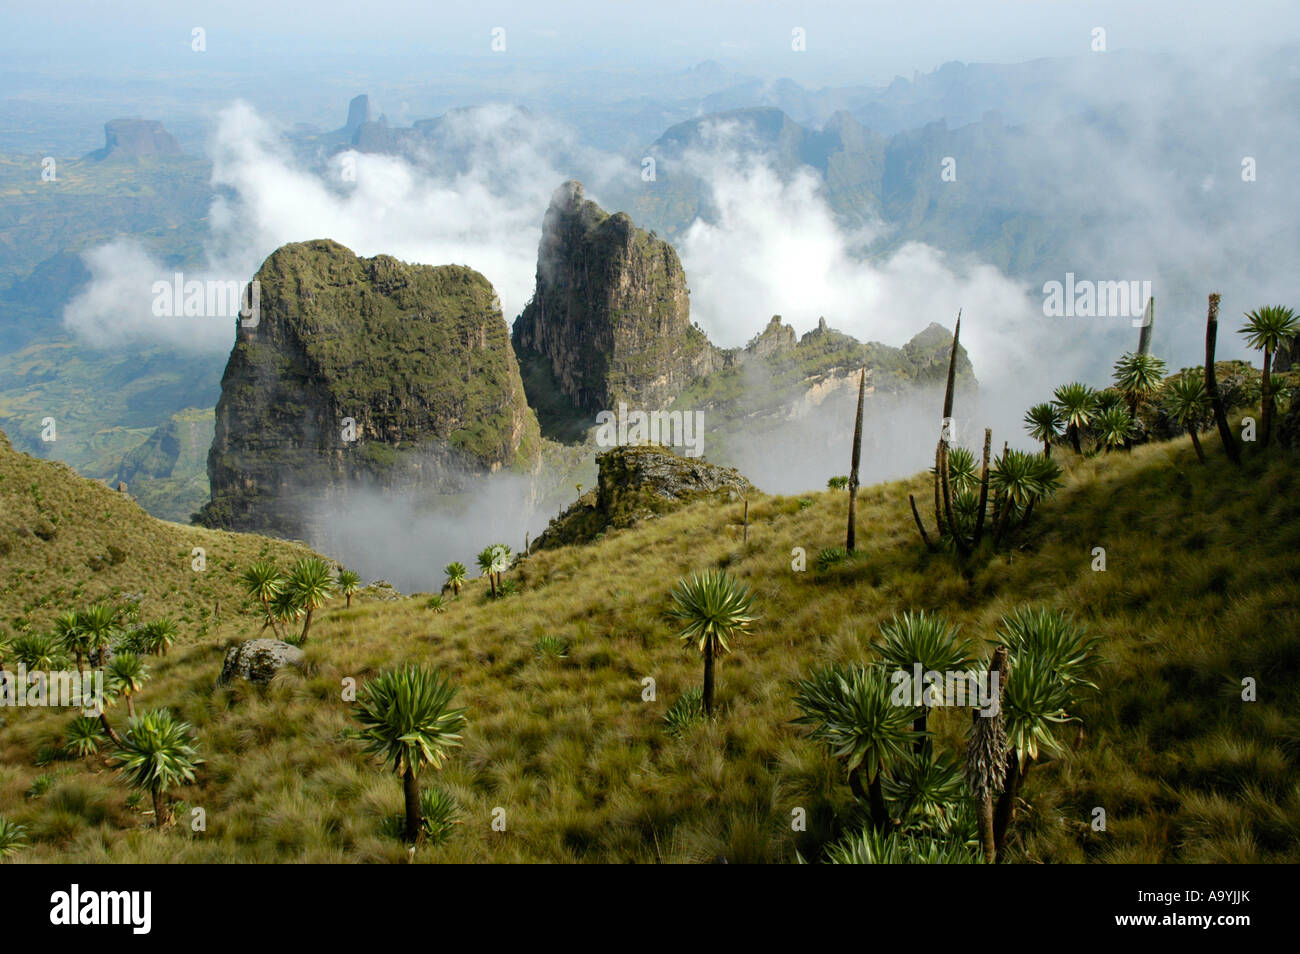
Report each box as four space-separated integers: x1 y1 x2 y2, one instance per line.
152 783 167 829
868 774 889 832
99 712 124 748
848 767 889 830
1261 346 1274 447
932 444 945 538
1205 293 1241 465
940 442 961 553
939 314 965 554
971 646 1008 863
403 763 421 844
909 494 934 550
1137 296 1155 356
993 495 1014 547
1189 426 1206 463
991 443 1012 546
1014 497 1037 533
846 369 866 552
943 313 962 424
973 428 992 545
267 598 288 641
702 638 716 718
978 787 997 863
299 608 314 645
993 755 1033 857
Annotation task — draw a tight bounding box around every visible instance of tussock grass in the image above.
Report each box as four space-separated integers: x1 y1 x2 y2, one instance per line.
0 430 316 642
0 426 1297 862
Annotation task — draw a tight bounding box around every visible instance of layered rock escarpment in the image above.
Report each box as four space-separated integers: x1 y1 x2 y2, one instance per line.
673 315 976 424
661 315 976 493
197 240 541 537
512 180 720 418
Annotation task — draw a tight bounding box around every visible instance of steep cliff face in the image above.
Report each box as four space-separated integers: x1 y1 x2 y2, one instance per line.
512 180 719 418
198 240 541 536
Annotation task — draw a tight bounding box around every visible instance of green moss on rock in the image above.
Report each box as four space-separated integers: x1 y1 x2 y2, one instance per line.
533 444 752 550
198 240 541 535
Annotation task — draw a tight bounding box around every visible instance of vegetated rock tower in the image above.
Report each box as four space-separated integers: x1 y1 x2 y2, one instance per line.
512 180 720 417
197 239 541 537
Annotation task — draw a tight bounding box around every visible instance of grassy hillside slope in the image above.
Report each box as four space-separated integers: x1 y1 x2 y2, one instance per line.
0 429 316 643
1 427 1297 863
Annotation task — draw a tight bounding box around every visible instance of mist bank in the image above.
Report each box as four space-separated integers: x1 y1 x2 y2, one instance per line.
297 471 554 594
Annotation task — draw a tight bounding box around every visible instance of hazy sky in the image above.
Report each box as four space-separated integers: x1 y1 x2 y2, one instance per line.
4 0 1299 86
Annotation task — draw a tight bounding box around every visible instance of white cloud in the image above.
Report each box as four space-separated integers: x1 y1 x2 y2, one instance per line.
62 240 238 353
65 100 634 354
675 137 1053 444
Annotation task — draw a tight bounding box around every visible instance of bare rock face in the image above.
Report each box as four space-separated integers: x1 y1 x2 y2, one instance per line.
745 316 798 360
197 239 541 537
512 180 720 416
87 119 183 161
1274 336 1299 373
219 639 305 685
344 94 373 135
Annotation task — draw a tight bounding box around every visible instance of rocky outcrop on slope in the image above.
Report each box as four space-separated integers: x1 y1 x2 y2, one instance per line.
532 445 752 551
219 639 305 685
744 315 799 359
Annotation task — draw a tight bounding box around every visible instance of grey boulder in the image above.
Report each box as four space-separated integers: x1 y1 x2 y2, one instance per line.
219 639 305 685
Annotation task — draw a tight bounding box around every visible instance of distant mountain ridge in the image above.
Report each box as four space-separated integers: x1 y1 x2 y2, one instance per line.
84 118 183 161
